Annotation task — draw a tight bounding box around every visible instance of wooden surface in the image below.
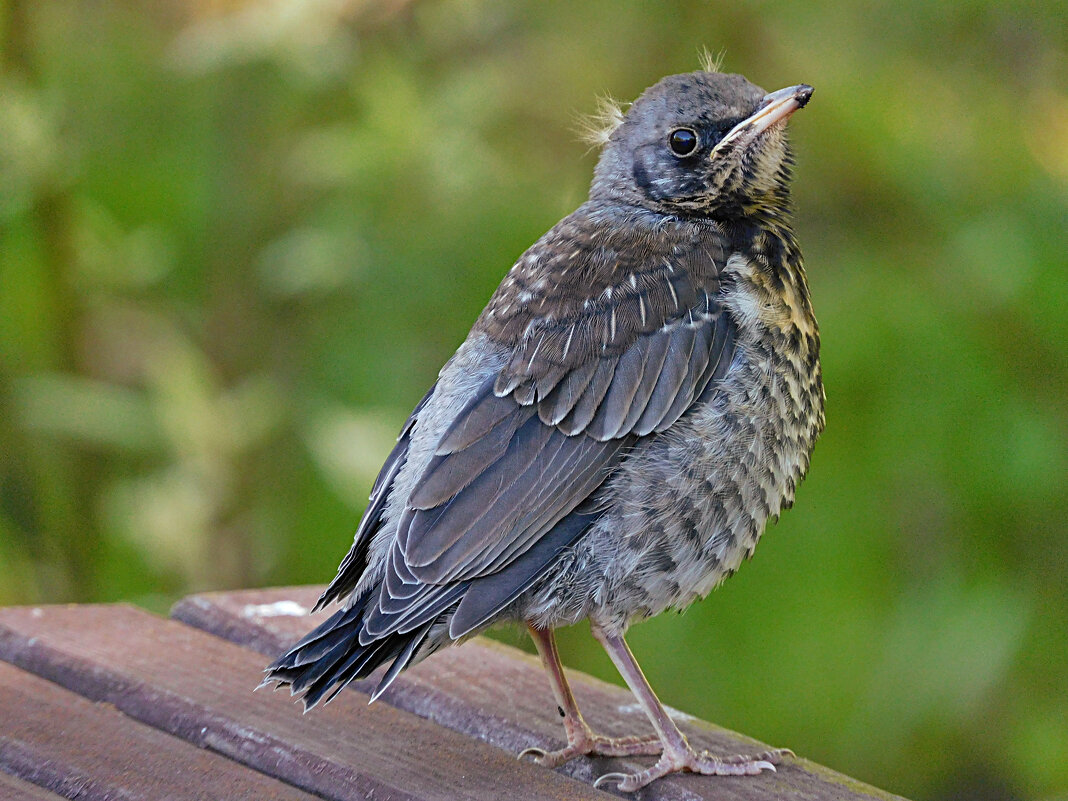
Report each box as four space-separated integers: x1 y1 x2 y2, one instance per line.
0 589 909 801
0 771 66 801
0 659 317 801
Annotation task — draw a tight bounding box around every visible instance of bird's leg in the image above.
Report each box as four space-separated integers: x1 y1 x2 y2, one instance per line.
519 624 662 767
589 624 792 792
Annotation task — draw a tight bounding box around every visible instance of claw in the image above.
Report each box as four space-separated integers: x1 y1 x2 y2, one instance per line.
517 728 662 768
589 746 786 791
593 772 628 790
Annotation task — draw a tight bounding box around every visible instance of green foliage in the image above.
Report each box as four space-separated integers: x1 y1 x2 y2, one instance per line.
1 2 1065 799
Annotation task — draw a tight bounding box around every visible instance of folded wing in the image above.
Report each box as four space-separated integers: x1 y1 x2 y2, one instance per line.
361 219 737 641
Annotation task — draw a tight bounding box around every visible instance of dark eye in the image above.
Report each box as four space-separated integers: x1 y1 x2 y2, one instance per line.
668 128 699 157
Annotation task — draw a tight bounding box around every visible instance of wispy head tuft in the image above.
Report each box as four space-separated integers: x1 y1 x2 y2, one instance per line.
698 47 726 74
576 94 627 148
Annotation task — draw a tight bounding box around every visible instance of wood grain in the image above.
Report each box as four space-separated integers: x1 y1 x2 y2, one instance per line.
173 586 909 801
0 770 68 801
0 660 318 801
0 604 606 801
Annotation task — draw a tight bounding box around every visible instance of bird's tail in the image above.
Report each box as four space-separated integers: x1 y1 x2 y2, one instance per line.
262 597 433 709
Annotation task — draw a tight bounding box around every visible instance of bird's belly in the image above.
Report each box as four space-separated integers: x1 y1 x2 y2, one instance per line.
519 342 822 633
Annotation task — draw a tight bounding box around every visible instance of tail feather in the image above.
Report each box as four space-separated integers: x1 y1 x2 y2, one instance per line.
268 600 363 672
265 490 605 709
302 637 397 709
288 636 359 696
263 596 436 710
368 620 434 703
287 610 364 669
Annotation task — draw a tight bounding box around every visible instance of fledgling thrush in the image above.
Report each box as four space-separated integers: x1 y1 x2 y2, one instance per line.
265 69 824 792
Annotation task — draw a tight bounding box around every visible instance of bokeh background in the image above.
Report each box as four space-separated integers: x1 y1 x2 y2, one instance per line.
2 1 1066 799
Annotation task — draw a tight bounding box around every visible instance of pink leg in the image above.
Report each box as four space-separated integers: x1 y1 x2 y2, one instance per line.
590 624 792 792
519 625 662 767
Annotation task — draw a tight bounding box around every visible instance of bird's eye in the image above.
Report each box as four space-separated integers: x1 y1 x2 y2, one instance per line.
667 128 699 157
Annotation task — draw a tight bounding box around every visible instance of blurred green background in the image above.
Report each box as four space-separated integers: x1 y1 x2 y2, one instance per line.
2 1 1066 799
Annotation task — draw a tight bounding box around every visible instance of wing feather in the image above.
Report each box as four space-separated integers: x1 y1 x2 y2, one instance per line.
350 214 736 647
557 355 620 435
402 413 555 572
633 324 697 435
409 406 533 510
619 330 671 433
537 359 600 426
449 505 601 638
435 379 515 454
584 337 650 440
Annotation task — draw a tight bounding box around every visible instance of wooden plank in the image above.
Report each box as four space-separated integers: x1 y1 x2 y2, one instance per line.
176 587 909 801
0 660 319 801
0 770 68 801
0 604 606 801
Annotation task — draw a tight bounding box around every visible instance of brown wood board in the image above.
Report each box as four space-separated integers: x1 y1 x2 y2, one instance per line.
173 586 909 801
0 660 319 801
0 604 606 801
0 770 68 801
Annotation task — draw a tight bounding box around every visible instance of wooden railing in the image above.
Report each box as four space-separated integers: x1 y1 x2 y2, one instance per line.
0 586 908 800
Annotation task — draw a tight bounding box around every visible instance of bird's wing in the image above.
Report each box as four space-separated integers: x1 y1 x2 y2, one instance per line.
352 213 736 642
397 215 736 587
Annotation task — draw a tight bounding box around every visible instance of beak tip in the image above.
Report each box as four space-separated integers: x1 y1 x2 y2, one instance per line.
796 84 814 108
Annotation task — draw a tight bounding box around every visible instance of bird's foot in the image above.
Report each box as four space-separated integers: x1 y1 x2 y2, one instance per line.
593 745 792 792
519 719 662 768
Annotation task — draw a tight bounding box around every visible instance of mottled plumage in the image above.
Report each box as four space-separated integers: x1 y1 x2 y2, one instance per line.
266 69 824 792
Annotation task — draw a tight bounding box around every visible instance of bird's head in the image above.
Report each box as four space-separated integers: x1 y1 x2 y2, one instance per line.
589 71 812 221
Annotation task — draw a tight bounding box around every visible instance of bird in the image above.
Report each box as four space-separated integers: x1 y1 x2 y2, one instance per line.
264 66 824 792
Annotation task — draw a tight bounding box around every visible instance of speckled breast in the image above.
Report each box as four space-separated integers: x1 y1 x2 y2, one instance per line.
629 244 825 612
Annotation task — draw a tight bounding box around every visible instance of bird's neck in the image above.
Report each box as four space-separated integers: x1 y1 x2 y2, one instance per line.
725 205 820 358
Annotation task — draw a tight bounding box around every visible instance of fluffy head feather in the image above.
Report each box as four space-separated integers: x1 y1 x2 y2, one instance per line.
576 94 627 148
697 46 725 74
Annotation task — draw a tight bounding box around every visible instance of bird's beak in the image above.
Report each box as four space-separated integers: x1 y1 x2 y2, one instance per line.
748 84 813 134
715 84 813 152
